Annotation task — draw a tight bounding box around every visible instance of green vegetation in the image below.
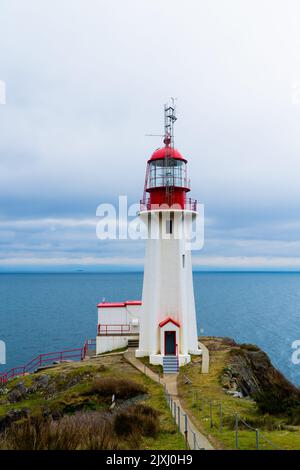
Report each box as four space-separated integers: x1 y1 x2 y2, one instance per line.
138 356 163 375
178 338 300 450
0 355 184 450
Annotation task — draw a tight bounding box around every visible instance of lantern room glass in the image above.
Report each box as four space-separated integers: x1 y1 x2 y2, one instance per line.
148 158 189 189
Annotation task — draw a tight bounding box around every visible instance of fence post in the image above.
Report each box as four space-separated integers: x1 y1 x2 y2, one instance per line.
177 406 181 432
235 414 239 450
255 429 260 450
184 414 188 449
193 431 196 450
173 401 176 418
170 396 173 411
209 401 213 429
219 403 223 433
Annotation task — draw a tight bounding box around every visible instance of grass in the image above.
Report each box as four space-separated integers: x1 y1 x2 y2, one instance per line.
177 338 300 450
97 346 128 355
0 355 185 450
138 356 163 375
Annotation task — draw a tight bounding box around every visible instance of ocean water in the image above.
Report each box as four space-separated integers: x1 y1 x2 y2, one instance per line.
0 272 299 386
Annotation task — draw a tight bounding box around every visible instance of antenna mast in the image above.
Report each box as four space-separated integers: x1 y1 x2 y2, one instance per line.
164 98 177 149
163 98 177 205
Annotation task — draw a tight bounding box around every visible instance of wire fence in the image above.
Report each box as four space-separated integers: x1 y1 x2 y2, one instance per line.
165 389 206 450
133 359 281 451
141 365 206 450
188 389 281 450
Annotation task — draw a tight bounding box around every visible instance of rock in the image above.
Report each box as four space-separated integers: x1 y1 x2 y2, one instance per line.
0 408 30 432
35 374 51 388
220 343 300 414
7 381 28 403
226 390 243 398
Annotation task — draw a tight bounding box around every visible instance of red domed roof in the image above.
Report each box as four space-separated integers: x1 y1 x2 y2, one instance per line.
149 147 187 163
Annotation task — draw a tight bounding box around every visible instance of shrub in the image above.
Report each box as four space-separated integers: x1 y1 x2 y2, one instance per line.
239 344 260 352
255 390 300 415
114 404 159 438
85 378 146 400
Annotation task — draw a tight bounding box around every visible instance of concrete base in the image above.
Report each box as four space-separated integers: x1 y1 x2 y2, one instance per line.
150 353 191 367
189 348 202 356
135 349 149 358
96 336 128 354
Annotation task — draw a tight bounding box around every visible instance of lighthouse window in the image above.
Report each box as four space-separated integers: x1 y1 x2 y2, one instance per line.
148 159 188 189
166 219 173 234
182 254 185 268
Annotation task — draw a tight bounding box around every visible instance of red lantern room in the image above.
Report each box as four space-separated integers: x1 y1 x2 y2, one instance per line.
140 103 197 211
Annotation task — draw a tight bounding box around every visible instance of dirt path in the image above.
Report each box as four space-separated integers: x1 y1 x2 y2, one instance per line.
124 350 214 450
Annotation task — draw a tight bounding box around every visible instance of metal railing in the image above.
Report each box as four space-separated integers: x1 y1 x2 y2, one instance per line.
98 324 131 336
0 338 97 385
140 363 205 450
140 197 197 212
165 389 205 450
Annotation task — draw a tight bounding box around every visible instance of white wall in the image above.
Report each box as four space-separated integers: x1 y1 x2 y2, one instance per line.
96 336 128 354
136 209 201 362
98 304 142 334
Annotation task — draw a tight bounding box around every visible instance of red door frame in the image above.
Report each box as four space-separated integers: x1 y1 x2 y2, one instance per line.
164 331 176 355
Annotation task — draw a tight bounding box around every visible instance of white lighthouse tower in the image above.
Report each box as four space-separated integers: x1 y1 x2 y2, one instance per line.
135 104 202 372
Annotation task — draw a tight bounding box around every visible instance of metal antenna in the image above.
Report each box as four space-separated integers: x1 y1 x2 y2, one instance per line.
164 97 177 148
163 98 178 204
145 98 177 147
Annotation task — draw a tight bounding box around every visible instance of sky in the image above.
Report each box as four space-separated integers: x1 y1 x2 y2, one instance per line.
0 0 300 271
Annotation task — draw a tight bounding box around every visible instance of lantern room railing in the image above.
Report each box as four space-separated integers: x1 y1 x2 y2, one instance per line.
140 197 197 212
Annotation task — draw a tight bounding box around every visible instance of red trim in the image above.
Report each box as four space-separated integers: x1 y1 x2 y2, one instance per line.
148 147 187 163
164 331 176 355
97 302 125 308
159 316 180 328
97 300 142 308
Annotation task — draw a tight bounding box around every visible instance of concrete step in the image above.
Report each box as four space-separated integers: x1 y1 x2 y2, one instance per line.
163 356 179 374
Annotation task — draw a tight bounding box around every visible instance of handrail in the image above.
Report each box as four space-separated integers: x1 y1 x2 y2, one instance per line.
176 343 179 371
98 324 131 336
0 338 97 385
140 197 197 212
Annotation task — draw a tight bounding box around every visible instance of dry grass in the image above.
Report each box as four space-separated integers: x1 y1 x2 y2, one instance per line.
1 412 120 450
0 404 160 451
84 377 146 399
114 404 159 438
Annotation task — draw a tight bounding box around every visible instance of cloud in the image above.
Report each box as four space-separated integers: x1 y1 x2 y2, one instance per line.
0 1 299 268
